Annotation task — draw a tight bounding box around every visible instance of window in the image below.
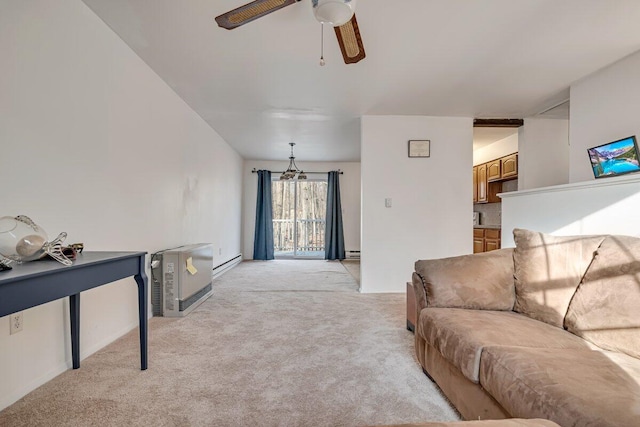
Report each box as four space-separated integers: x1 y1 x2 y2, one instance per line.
272 178 327 258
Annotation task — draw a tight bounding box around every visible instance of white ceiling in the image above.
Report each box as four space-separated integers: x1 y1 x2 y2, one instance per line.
82 0 640 161
473 128 519 151
537 100 571 119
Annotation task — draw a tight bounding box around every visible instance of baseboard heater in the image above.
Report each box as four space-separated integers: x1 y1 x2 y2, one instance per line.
345 250 360 260
212 254 242 279
151 243 214 317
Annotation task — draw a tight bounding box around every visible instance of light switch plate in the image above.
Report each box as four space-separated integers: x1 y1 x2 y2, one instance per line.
385 198 392 208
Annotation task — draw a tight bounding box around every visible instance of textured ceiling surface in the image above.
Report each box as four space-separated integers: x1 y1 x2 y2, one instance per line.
82 0 640 161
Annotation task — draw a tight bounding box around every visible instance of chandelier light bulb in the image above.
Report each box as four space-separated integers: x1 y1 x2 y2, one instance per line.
320 57 326 66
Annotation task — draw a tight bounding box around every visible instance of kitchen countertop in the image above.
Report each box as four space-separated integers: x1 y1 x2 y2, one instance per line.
474 225 501 229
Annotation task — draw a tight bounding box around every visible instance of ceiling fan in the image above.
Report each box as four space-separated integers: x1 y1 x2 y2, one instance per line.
215 0 366 64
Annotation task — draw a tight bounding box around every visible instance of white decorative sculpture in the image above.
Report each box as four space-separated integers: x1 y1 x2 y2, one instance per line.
0 215 73 266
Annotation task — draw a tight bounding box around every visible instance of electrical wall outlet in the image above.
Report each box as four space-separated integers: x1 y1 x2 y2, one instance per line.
10 312 23 335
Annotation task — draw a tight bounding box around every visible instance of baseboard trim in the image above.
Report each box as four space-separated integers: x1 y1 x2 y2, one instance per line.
1 255 244 411
212 254 242 279
0 320 138 411
78 321 139 363
0 360 69 411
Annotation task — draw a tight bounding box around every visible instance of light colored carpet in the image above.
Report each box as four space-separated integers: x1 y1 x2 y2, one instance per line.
340 260 361 284
0 260 460 427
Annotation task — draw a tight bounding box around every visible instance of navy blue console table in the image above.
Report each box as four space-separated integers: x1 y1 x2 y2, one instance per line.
0 252 148 370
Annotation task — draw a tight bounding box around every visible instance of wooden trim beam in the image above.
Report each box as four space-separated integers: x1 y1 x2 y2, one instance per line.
473 119 524 128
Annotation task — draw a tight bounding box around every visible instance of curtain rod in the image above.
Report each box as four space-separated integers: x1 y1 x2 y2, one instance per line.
251 168 343 174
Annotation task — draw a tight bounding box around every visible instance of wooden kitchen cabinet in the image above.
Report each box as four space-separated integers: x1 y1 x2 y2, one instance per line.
487 159 501 181
477 164 487 203
473 152 518 204
485 239 501 252
472 166 478 203
476 166 502 204
484 229 501 252
501 153 518 179
473 228 501 253
473 229 485 253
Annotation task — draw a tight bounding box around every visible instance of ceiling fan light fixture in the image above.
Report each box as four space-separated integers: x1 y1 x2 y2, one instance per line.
216 0 366 65
312 0 356 27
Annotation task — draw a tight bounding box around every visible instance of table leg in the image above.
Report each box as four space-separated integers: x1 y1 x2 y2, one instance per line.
134 255 148 370
70 293 80 369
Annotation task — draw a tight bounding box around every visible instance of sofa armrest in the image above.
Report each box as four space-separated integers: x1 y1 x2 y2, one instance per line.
412 272 428 318
414 248 515 311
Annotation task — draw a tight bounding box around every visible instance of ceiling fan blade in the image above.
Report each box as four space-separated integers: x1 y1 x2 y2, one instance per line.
215 0 298 30
334 14 366 64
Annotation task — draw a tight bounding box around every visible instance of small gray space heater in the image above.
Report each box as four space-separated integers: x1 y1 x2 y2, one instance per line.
151 243 214 317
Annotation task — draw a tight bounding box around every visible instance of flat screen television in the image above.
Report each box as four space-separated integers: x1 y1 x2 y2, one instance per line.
588 135 640 179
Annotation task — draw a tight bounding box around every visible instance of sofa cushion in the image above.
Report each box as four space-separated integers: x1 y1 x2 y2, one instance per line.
417 308 589 383
414 248 515 311
480 346 640 427
565 234 640 359
371 419 560 427
513 228 605 327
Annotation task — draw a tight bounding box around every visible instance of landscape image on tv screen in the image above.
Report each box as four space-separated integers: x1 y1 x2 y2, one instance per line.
588 136 640 179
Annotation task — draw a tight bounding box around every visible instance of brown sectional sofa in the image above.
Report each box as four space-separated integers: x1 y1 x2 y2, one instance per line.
374 419 560 427
412 229 640 427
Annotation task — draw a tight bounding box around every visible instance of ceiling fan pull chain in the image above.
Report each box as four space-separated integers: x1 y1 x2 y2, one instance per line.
319 23 326 66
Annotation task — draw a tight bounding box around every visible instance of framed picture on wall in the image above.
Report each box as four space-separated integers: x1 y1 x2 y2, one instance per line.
408 140 430 158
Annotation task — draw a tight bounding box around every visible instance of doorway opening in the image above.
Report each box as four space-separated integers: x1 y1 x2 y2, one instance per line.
272 178 328 258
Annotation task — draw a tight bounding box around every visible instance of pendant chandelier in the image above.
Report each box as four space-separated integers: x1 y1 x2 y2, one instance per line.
280 142 307 180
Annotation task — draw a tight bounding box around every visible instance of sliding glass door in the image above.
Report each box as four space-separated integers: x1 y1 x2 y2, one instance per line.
272 178 327 258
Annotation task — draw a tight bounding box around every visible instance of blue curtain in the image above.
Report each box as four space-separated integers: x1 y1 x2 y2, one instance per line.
253 170 274 260
325 171 345 260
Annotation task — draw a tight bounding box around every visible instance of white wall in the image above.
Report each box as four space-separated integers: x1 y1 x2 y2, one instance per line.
0 0 242 410
473 133 518 165
501 51 640 244
570 50 640 183
517 118 569 190
501 175 640 247
242 161 361 258
361 116 473 293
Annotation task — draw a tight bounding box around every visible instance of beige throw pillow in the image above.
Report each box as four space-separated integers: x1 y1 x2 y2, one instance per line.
513 229 604 328
414 248 515 311
565 235 640 359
